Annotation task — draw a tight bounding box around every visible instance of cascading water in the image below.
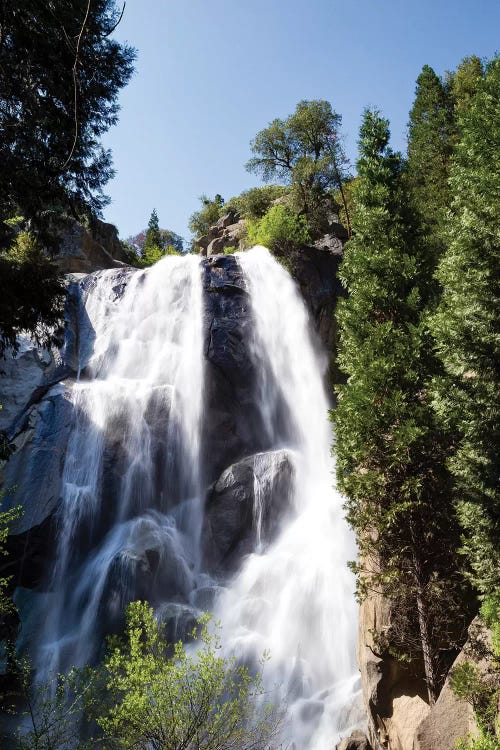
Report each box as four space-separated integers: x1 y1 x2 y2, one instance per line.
37 255 204 678
32 246 359 748
213 247 360 749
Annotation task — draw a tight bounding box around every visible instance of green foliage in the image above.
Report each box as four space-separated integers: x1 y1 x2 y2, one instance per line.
143 208 162 251
189 194 225 239
406 64 455 250
0 1 136 246
0 502 22 620
89 601 282 750
222 246 238 255
334 107 469 702
226 185 289 220
246 100 351 231
430 57 500 600
8 656 93 750
0 230 66 357
247 204 311 253
447 56 485 116
457 734 500 750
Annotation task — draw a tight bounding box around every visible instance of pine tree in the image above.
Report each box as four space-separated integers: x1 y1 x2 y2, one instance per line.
144 208 162 251
334 108 470 703
407 65 455 240
431 57 500 601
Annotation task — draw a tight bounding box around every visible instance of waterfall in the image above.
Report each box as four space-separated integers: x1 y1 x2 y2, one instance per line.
214 247 359 749
37 255 204 677
32 246 359 748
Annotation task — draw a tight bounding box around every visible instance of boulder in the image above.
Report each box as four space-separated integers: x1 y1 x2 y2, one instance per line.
202 448 295 572
413 618 491 750
55 217 128 274
336 730 372 750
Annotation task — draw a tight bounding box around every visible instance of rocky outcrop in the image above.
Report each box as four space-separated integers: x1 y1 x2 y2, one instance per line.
357 585 484 750
55 217 128 274
196 210 346 352
196 211 246 257
203 449 295 573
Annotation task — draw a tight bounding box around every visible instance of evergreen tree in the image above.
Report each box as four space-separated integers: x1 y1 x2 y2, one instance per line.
447 56 485 116
0 0 136 244
407 65 455 239
334 108 470 704
143 208 162 251
431 57 500 601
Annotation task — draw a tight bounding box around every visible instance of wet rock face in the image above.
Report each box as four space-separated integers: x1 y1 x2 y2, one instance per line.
200 255 271 483
202 449 295 573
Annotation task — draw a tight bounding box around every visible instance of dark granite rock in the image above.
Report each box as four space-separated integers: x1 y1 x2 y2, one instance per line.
202 449 295 573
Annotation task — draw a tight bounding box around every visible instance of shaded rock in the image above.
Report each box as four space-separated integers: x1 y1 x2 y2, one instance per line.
357 578 430 750
201 254 268 481
156 602 199 642
336 730 372 750
202 449 295 572
1 383 74 534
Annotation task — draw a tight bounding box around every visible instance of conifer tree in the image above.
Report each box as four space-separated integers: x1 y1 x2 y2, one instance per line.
431 57 500 601
407 65 455 239
334 108 469 704
143 208 162 252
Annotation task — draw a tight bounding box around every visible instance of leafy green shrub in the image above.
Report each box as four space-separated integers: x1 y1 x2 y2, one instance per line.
226 185 289 220
189 194 225 238
456 733 500 750
223 246 238 255
247 204 311 253
88 602 283 750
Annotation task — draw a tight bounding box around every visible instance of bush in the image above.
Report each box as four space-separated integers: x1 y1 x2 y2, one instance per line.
226 185 289 220
88 602 283 750
247 204 311 253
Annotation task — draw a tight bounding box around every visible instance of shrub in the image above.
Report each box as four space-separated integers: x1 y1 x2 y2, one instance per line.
247 204 311 253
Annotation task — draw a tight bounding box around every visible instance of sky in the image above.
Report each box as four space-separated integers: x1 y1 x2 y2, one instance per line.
102 0 499 243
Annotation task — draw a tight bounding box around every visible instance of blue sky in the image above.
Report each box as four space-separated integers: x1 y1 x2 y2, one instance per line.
102 0 499 243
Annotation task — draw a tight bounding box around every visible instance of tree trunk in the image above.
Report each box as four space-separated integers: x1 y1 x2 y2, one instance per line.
411 548 438 705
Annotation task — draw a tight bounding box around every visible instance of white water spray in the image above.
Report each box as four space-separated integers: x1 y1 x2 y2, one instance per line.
215 247 360 749
37 255 204 677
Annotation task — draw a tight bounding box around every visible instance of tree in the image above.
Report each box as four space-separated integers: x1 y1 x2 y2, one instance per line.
189 194 225 240
246 100 351 234
0 228 66 357
89 602 283 750
407 65 455 239
447 56 485 116
143 209 162 252
334 108 470 704
0 0 136 244
430 57 500 602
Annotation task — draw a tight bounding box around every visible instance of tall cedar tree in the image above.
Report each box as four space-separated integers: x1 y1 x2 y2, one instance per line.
431 57 500 601
407 65 455 245
0 0 135 245
334 109 470 704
